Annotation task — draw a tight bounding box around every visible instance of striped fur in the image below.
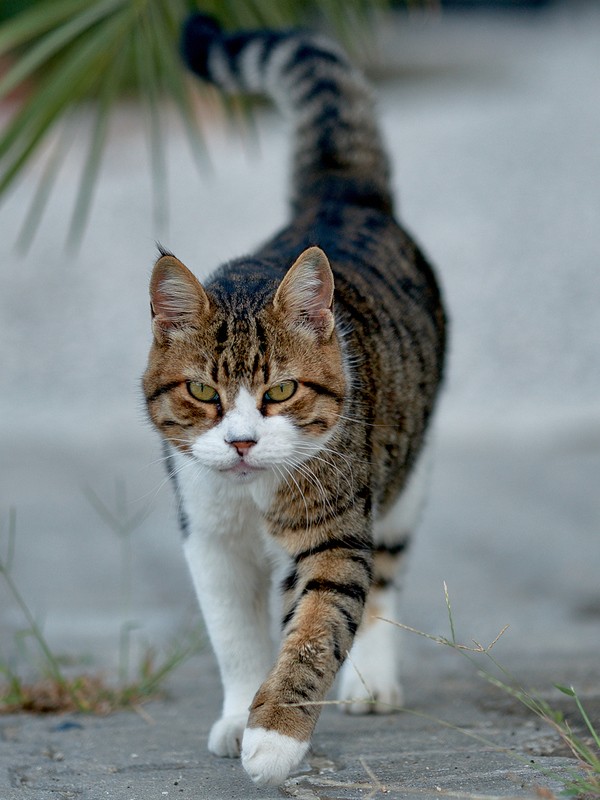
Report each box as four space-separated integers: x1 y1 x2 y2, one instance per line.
144 15 446 787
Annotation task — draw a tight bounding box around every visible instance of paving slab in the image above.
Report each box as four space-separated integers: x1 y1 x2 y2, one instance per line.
0 654 596 800
1 3 599 799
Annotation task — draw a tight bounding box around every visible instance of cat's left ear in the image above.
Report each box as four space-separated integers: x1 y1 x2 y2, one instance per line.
274 247 335 340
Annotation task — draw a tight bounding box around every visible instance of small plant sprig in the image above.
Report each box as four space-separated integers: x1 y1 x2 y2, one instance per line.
0 507 83 711
271 582 598 798
551 685 600 797
82 478 152 686
379 583 600 799
0 503 203 715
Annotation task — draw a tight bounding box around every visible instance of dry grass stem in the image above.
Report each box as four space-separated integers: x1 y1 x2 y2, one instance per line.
375 616 509 653
358 757 389 797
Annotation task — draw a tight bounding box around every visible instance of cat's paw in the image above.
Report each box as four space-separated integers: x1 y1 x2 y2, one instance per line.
241 726 309 787
337 663 404 715
208 713 248 758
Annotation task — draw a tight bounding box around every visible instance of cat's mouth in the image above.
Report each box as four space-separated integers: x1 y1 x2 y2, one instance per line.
220 459 266 480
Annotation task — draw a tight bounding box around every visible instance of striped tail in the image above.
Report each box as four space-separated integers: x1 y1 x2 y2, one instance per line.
181 15 393 216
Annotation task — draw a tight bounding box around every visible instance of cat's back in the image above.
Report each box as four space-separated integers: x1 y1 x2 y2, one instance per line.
181 15 445 368
182 15 447 504
262 200 444 341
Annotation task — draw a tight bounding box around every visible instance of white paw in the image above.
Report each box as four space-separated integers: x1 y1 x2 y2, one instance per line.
208 713 248 758
337 662 404 714
241 726 309 787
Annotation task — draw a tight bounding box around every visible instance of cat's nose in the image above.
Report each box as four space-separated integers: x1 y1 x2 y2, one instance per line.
228 440 257 457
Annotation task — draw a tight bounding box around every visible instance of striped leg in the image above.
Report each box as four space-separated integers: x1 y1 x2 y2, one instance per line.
241 528 372 786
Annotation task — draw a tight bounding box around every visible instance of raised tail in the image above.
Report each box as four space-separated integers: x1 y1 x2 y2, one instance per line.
181 14 393 216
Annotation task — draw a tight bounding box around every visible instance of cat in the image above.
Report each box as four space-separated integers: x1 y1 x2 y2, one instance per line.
143 14 446 788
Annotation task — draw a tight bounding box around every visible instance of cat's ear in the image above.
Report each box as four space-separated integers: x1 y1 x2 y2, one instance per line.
149 253 210 343
274 247 335 340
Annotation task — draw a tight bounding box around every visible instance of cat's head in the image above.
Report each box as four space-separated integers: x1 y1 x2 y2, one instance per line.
143 247 346 483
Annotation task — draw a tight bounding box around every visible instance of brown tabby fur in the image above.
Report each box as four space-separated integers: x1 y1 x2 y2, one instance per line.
144 17 446 753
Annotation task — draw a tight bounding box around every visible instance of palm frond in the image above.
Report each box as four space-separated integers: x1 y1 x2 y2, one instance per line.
0 0 407 247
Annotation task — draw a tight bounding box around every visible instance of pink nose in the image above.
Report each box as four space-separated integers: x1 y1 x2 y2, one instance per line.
228 440 256 457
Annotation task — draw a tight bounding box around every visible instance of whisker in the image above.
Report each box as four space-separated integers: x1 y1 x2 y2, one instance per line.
280 463 311 532
139 450 201 506
332 411 400 429
291 444 367 499
294 451 356 498
141 445 188 471
286 441 356 497
273 465 296 503
284 457 336 524
293 441 373 469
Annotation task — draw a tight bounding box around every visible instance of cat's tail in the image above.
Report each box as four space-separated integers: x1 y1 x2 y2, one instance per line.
181 14 393 216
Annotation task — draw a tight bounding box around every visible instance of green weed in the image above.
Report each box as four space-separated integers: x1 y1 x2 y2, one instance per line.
0 497 202 715
381 583 600 799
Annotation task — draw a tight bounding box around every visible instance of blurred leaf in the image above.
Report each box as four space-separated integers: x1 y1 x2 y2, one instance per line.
0 0 123 100
68 13 132 244
147 1 208 172
0 9 134 195
16 114 72 249
133 7 168 230
0 0 403 246
0 0 96 54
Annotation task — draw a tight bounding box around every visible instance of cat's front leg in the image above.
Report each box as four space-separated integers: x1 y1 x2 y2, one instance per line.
181 486 273 759
241 526 372 786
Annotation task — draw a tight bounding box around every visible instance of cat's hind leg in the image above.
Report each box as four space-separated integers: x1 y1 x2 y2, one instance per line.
337 569 405 714
337 444 431 713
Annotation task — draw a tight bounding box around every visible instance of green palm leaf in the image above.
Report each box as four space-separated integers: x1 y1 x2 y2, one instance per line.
0 0 401 247
0 0 124 100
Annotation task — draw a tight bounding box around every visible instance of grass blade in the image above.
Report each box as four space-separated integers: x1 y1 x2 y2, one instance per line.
0 536 70 697
443 580 457 644
6 507 17 574
572 691 600 753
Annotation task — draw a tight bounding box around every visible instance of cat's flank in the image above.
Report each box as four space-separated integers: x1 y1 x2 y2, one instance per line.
143 15 446 788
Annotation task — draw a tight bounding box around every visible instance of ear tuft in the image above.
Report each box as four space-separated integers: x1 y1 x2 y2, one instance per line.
274 247 335 339
149 254 209 342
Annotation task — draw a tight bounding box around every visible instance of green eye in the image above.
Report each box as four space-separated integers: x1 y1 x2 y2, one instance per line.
264 380 297 403
187 382 219 403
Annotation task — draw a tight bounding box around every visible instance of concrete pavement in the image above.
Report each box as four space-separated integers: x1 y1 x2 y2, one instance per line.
1 3 599 798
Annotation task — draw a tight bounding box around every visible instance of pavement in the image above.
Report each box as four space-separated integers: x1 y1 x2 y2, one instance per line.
0 3 599 799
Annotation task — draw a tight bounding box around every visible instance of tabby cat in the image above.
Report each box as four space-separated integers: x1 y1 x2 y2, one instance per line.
143 14 446 787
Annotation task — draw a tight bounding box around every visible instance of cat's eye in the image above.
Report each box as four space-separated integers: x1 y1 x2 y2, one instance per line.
264 380 297 403
187 381 219 403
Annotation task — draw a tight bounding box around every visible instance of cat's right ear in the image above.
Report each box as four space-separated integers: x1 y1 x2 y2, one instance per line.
149 254 210 343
